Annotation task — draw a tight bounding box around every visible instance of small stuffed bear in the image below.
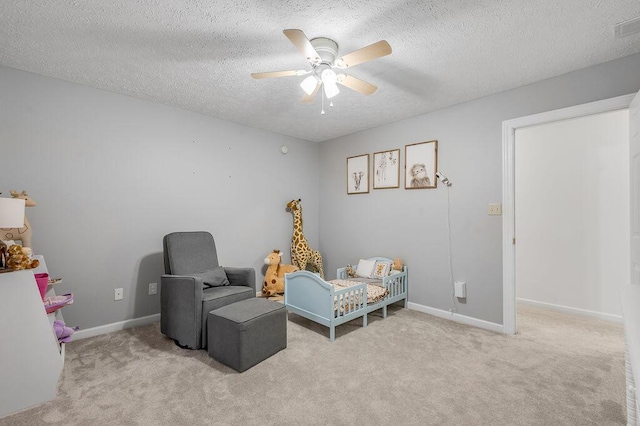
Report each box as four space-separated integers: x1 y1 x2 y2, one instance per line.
391 258 403 275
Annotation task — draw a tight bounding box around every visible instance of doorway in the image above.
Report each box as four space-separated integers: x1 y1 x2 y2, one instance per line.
502 94 636 334
514 110 629 326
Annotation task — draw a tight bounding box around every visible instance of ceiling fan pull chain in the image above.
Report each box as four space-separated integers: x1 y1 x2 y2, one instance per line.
321 89 325 115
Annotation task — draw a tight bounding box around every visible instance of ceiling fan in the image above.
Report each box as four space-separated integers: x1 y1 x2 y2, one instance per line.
251 29 392 106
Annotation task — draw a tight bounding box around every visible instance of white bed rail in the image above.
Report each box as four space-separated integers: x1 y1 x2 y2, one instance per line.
382 272 407 301
336 266 349 280
332 283 367 319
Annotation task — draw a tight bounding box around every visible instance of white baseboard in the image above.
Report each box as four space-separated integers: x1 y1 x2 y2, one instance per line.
67 299 622 341
408 302 504 334
73 313 161 341
517 298 623 323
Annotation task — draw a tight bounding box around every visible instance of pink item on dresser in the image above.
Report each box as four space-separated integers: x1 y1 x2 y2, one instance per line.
34 273 49 300
43 293 74 314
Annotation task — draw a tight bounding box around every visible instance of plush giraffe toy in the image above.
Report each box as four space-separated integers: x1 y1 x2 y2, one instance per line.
262 250 299 297
1 190 36 248
286 199 324 279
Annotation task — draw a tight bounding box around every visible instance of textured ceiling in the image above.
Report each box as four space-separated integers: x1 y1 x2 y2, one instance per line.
1 1 639 142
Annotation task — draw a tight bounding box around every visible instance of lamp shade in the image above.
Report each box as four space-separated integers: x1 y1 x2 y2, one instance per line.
323 81 340 99
0 198 25 228
321 69 339 99
300 75 319 95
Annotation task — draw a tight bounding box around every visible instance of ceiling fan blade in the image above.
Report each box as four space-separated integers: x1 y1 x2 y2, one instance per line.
335 40 392 69
336 74 377 96
283 29 321 64
251 69 308 79
301 83 320 103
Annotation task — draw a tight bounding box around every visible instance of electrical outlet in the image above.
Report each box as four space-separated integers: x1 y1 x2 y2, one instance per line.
148 282 158 295
488 203 502 215
115 288 123 301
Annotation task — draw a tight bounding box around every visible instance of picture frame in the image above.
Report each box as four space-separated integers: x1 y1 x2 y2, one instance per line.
347 154 370 194
405 140 438 189
373 149 400 189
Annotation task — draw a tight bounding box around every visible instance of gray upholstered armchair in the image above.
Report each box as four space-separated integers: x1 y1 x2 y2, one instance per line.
161 231 256 349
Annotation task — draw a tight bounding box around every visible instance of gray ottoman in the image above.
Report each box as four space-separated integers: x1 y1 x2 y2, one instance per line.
208 298 286 372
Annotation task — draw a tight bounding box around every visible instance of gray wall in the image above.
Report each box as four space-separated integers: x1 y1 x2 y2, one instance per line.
318 53 640 325
0 65 319 330
2 52 639 331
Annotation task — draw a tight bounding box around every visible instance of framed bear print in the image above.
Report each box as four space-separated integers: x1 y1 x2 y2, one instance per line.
347 154 370 194
405 140 437 189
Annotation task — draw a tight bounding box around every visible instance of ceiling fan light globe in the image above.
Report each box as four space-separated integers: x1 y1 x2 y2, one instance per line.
321 68 337 85
300 75 318 95
321 68 339 98
324 81 340 99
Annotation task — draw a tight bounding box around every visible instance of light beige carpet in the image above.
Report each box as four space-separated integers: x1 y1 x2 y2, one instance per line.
1 304 626 425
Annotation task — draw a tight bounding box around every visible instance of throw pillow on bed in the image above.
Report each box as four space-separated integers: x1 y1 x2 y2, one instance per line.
192 266 230 287
355 259 376 278
372 261 392 278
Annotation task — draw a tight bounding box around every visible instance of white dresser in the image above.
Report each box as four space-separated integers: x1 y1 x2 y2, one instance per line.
0 256 65 417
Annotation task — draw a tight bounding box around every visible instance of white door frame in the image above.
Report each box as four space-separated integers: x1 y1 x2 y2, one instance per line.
502 94 635 335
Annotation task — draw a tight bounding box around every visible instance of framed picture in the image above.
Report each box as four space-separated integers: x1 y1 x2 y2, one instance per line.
347 154 370 194
373 149 400 189
405 140 438 189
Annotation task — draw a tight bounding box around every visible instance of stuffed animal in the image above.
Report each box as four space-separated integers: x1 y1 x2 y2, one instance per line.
345 264 357 278
5 244 39 270
53 320 79 343
391 258 403 275
262 249 299 297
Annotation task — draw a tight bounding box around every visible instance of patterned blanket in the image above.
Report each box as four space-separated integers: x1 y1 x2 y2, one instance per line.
329 279 389 305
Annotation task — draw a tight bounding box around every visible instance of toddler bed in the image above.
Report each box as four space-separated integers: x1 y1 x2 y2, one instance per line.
284 257 408 341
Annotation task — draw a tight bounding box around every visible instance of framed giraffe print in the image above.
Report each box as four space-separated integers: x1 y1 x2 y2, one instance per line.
405 140 438 189
347 154 369 194
373 149 400 189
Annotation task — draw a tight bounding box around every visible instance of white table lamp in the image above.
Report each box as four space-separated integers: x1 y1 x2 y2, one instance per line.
0 198 26 228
